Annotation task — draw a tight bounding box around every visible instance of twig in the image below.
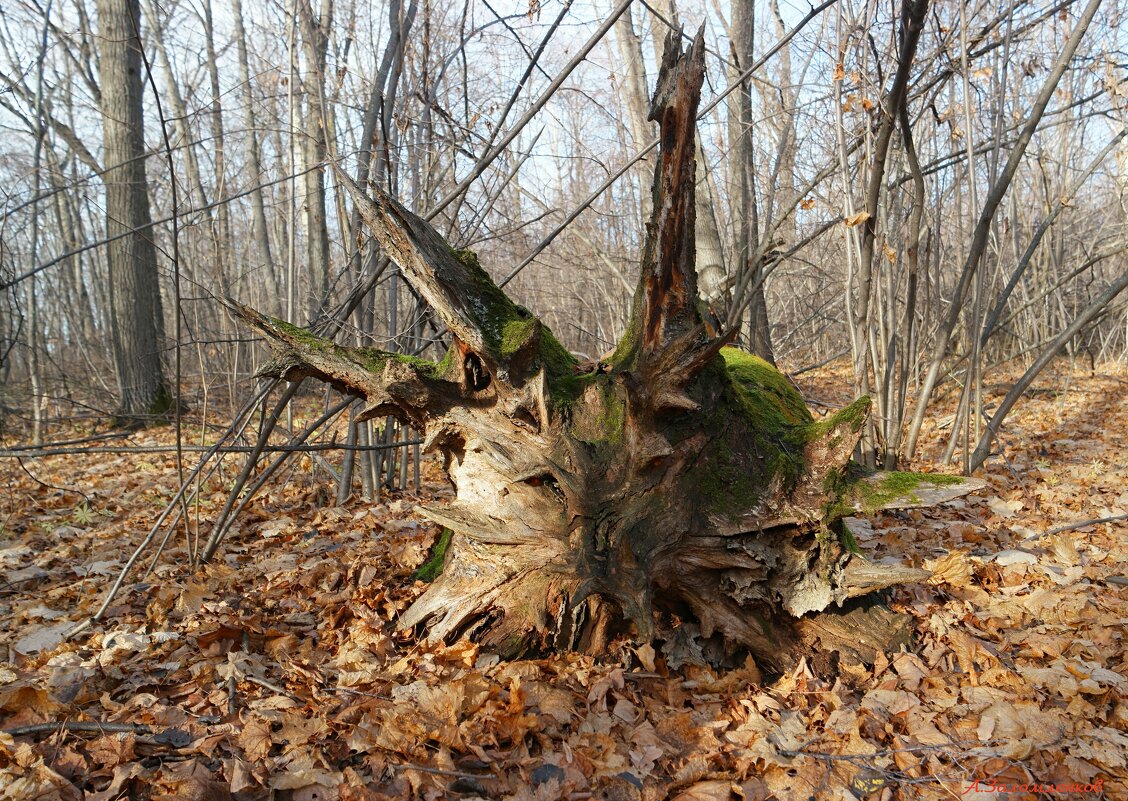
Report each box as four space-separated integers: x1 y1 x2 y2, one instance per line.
14 457 91 503
0 431 134 451
322 686 394 701
780 738 1001 761
227 675 237 717
501 0 839 287
3 163 325 292
70 383 279 638
244 673 303 702
391 761 492 779
4 721 152 737
1 440 423 458
793 349 850 376
1031 513 1128 540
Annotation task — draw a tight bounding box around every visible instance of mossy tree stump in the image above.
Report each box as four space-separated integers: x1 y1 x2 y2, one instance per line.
225 32 981 673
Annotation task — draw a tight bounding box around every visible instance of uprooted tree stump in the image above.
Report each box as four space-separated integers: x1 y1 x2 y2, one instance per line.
224 31 982 673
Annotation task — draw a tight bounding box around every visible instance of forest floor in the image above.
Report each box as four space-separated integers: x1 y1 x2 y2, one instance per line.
0 360 1126 801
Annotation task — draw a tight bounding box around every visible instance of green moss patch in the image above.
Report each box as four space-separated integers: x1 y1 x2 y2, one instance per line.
696 349 817 517
569 379 627 446
836 520 863 555
697 437 764 516
807 396 871 440
264 314 448 378
410 527 452 582
718 348 813 490
721 348 812 428
852 471 964 513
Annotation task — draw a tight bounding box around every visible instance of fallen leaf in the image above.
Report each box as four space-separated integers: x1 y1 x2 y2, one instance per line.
14 622 72 656
672 780 740 800
925 550 974 587
237 718 274 762
987 496 1023 518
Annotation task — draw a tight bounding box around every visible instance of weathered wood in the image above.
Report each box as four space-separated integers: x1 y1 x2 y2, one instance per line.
629 28 707 362
227 31 984 673
333 168 575 390
220 298 448 429
847 472 987 512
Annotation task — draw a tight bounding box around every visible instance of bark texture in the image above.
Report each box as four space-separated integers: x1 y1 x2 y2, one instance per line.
228 32 981 672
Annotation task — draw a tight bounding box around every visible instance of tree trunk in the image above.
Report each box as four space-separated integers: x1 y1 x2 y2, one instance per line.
226 32 981 673
231 0 282 313
299 0 333 322
96 0 171 421
728 0 774 364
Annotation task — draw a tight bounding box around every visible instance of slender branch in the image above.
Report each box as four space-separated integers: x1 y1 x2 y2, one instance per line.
979 127 1128 346
4 721 154 737
0 441 422 458
500 0 840 288
1 164 324 291
1032 513 1128 540
427 0 634 218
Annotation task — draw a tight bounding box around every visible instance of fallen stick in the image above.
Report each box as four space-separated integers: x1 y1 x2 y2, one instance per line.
4 721 152 737
1030 513 1128 540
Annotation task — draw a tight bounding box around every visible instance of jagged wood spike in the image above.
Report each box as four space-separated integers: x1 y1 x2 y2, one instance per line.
335 168 501 361
839 561 933 599
616 27 708 373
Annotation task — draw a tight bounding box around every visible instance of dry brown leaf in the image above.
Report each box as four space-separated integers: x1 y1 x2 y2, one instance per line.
634 642 656 671
13 622 72 657
1 762 84 801
890 652 928 691
0 682 63 716
83 763 143 801
860 688 918 716
986 496 1023 518
525 684 577 726
153 759 232 801
222 757 257 794
277 710 327 748
175 582 210 615
672 780 740 800
925 550 974 587
237 717 274 762
85 733 136 769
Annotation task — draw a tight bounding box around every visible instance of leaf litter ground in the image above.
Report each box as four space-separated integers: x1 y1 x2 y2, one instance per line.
0 363 1125 801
